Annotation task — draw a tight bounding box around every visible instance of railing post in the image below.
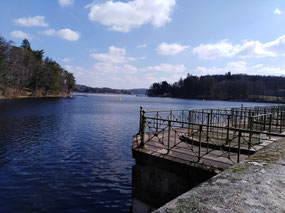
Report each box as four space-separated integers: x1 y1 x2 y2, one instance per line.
263 114 266 132
206 113 210 153
210 109 213 126
248 110 252 130
276 109 279 130
140 110 146 147
237 130 241 163
198 125 202 161
167 120 171 153
217 109 220 125
188 110 191 136
280 111 284 133
269 114 272 139
156 111 159 132
248 116 253 152
181 110 184 128
243 111 246 129
235 110 238 128
226 115 230 144
139 106 143 135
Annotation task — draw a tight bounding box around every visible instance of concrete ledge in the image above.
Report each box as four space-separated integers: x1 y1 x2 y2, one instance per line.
154 138 285 213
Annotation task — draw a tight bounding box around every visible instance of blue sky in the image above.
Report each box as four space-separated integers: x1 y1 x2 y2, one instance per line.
1 0 285 89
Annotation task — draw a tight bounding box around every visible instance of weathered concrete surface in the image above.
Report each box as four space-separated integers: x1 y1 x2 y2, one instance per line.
154 138 285 213
132 151 217 212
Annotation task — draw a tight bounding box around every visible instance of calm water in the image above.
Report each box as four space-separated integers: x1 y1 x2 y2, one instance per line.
0 95 270 212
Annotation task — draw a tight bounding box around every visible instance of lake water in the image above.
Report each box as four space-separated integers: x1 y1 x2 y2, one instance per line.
0 94 270 212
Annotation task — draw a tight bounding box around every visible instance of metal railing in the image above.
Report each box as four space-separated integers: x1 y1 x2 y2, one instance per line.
137 105 285 164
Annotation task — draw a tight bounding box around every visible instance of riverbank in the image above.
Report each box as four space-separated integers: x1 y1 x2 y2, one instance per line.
148 94 285 104
0 94 72 100
0 88 72 100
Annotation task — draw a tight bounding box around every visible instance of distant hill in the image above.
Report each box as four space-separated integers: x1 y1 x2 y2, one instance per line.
128 88 147 95
76 84 147 95
148 73 285 103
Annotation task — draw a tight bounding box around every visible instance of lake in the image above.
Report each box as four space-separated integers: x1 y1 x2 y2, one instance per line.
0 94 271 212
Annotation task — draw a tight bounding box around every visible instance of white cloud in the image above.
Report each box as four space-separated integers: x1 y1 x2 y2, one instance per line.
137 44 147 48
194 61 285 76
59 0 74 7
41 29 56 36
10 30 32 40
146 63 186 73
76 44 188 88
14 16 49 27
193 40 234 59
90 46 135 64
40 28 80 41
64 65 84 77
86 0 176 32
57 29 80 41
156 42 190 55
274 8 282 15
93 63 139 75
63 58 73 62
193 35 285 59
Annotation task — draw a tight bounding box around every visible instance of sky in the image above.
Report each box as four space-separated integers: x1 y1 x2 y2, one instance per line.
1 0 285 89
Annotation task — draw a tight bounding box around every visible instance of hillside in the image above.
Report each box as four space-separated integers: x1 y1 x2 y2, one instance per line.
76 84 147 95
148 73 285 103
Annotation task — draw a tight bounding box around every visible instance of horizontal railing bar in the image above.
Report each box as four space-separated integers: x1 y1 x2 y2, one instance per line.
144 116 285 137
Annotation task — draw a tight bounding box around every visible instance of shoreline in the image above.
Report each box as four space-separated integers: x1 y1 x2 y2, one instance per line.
0 94 73 100
148 95 285 104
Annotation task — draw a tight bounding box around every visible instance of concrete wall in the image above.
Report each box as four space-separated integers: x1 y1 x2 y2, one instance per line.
132 151 217 213
154 138 285 213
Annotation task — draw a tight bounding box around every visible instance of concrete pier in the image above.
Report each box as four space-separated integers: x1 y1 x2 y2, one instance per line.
154 138 285 213
132 105 285 212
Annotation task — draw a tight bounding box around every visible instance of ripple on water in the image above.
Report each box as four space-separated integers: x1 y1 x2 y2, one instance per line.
0 95 269 212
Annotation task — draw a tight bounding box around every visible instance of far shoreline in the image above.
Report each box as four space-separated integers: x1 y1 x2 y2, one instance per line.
0 94 73 100
147 95 285 104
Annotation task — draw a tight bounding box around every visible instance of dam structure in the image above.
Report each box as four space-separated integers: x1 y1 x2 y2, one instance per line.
132 105 285 212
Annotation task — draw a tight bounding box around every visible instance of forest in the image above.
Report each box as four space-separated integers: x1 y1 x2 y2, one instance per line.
0 35 76 98
148 72 285 102
76 84 131 94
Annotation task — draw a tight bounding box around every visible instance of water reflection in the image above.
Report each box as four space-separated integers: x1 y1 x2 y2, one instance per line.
0 95 270 212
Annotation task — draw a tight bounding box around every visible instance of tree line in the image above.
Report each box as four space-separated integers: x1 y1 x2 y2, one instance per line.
76 84 131 94
0 35 76 97
148 72 285 101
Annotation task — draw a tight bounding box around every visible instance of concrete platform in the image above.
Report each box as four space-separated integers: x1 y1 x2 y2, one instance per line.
133 128 280 172
153 138 285 213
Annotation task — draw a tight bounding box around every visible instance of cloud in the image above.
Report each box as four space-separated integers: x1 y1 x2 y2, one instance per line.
146 63 186 72
156 42 190 55
274 8 282 15
40 28 80 41
193 35 285 59
58 0 74 7
14 16 49 27
137 44 147 48
90 46 135 64
63 58 73 62
93 63 139 75
192 40 234 59
85 0 176 32
194 61 285 76
10 30 32 39
85 62 186 88
78 45 187 88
